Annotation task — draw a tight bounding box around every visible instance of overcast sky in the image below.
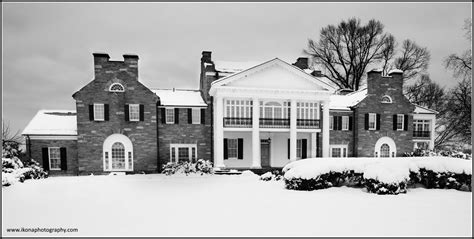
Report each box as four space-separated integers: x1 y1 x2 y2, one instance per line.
3 2 471 136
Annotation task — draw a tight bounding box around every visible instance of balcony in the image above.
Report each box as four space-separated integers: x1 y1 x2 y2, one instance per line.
413 131 431 138
297 119 320 129
224 117 252 128
259 118 290 128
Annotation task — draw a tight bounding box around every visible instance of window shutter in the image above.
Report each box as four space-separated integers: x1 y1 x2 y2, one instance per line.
200 108 205 124
364 113 369 130
287 139 290 159
404 114 408 131
60 147 67 171
89 105 94 121
124 104 130 121
393 115 397 130
139 104 144 121
174 108 179 124
42 148 49 171
104 104 109 121
316 133 320 157
223 138 228 160
333 116 338 131
161 108 166 124
302 139 307 159
237 138 243 160
376 114 381 130
349 116 353 131
187 108 192 124
338 116 342 130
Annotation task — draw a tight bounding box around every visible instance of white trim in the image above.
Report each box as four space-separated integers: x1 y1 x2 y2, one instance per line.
396 114 404 131
28 135 77 140
368 113 377 130
109 83 125 92
169 143 197 163
103 134 133 172
329 115 333 130
165 108 175 124
374 137 397 158
93 103 105 121
329 144 348 158
342 116 349 131
191 108 201 124
129 104 140 122
381 95 392 103
48 147 61 171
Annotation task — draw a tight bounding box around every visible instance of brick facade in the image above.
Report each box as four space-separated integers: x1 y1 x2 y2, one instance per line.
72 54 159 174
329 111 355 156
28 139 78 175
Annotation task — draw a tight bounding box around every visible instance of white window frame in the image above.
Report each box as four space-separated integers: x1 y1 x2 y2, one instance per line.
296 139 303 159
192 108 201 124
342 116 349 131
381 95 392 103
330 145 348 158
396 114 404 131
169 144 197 163
329 116 333 130
109 83 125 92
368 113 377 130
165 108 175 124
227 138 239 159
129 104 140 122
225 99 252 118
94 103 105 121
48 147 61 170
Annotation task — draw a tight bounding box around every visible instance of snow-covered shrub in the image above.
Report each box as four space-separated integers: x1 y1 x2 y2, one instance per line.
162 160 213 176
364 179 408 195
2 158 48 187
259 170 283 181
415 168 471 191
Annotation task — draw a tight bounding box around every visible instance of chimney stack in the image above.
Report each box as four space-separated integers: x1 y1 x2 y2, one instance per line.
92 52 139 81
201 51 212 63
293 57 309 70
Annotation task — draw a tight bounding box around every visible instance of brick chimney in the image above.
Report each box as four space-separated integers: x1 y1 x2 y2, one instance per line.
293 57 309 70
200 51 217 103
92 53 139 81
367 68 404 96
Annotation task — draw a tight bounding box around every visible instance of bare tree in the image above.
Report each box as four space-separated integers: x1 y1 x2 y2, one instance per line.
444 18 472 80
405 74 446 112
305 18 395 91
2 119 22 147
306 18 430 91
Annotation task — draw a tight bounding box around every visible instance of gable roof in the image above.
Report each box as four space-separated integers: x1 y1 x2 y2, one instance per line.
214 60 265 74
210 58 336 92
413 104 439 114
152 89 207 107
22 110 77 136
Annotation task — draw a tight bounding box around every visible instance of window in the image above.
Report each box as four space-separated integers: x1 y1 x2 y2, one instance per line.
296 139 303 159
368 113 376 130
104 152 109 170
329 116 334 130
129 104 140 122
192 108 201 124
128 152 133 170
225 99 252 118
381 95 392 103
396 114 404 131
169 144 197 163
380 144 390 157
109 83 125 92
94 104 105 121
111 142 125 170
342 116 349 131
48 147 61 170
330 145 348 158
227 139 238 159
165 108 175 124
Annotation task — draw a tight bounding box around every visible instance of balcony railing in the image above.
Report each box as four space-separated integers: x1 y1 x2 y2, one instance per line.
224 117 252 128
260 118 290 128
413 131 431 138
297 119 320 129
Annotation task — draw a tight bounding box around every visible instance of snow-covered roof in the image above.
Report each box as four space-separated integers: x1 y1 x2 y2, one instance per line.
22 110 77 135
388 69 403 74
152 89 207 107
413 105 438 114
329 89 368 110
214 60 265 74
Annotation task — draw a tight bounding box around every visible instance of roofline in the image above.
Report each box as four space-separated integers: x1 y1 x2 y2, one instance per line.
158 105 207 108
22 134 78 136
211 58 278 86
412 104 438 114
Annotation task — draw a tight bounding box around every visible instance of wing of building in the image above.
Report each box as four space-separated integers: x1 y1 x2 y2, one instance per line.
22 51 437 175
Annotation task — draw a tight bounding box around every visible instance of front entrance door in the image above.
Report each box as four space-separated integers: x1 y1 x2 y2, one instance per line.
261 139 271 167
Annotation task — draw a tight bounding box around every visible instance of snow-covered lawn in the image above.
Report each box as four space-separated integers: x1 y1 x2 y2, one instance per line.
2 173 472 237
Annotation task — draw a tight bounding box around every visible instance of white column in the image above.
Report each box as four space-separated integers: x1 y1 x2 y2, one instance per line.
429 116 436 150
290 99 297 161
251 98 261 168
310 132 317 158
322 100 330 157
214 96 225 168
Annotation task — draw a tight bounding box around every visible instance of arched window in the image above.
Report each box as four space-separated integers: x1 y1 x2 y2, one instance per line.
381 95 392 103
111 142 125 169
380 144 390 157
109 83 125 92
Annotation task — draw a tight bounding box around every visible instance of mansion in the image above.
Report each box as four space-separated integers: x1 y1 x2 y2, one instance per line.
22 52 437 174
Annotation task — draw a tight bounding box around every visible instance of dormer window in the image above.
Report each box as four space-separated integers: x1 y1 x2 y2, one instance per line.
381 95 392 103
109 83 125 92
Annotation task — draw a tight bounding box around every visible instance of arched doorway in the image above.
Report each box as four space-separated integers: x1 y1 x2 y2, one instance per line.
103 134 133 171
374 137 396 158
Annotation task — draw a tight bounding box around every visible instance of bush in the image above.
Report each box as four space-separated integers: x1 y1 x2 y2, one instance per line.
162 159 214 176
364 179 408 195
260 170 284 181
414 168 471 191
2 158 48 187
